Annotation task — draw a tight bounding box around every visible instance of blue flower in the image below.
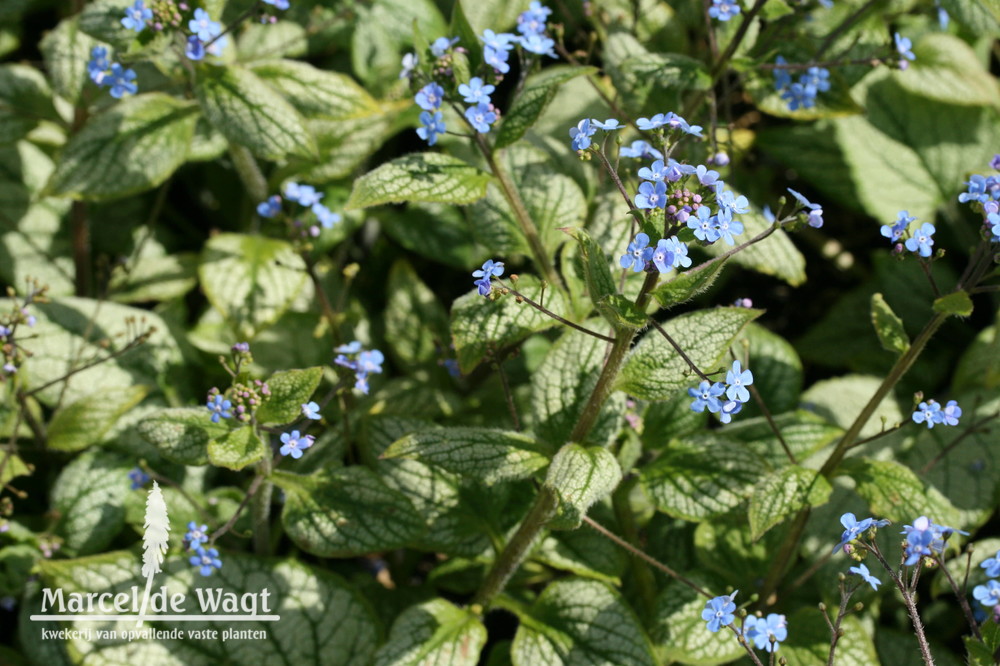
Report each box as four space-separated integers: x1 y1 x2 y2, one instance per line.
313 203 340 229
284 182 323 207
357 350 384 375
833 512 882 554
689 206 721 243
302 401 321 420
708 0 741 21
518 33 557 57
185 522 209 548
901 516 950 565
664 112 702 137
718 398 743 424
336 341 363 355
465 103 497 134
781 82 814 111
257 195 282 218
417 111 446 146
974 580 1000 608
980 549 1000 578
569 118 596 150
263 0 290 9
207 394 232 423
190 546 222 576
185 35 205 61
904 223 935 257
635 180 668 209
664 159 696 182
941 400 961 426
415 82 444 111
989 211 1000 242
279 430 315 459
715 212 744 246
107 64 137 99
637 113 667 131
399 52 418 79
619 233 653 272
688 380 725 413
696 164 719 187
591 118 621 131
517 1 552 36
473 259 505 295
800 67 831 94
881 211 913 242
717 189 749 216
894 33 916 62
849 563 881 591
128 467 149 490
912 400 942 428
189 9 220 41
88 46 110 85
701 591 738 632
651 238 676 274
745 613 787 653
121 0 153 32
664 237 692 268
773 56 792 91
786 188 824 228
484 46 511 73
619 140 663 160
458 77 495 104
481 30 516 52
959 174 989 203
638 160 669 182
430 36 459 58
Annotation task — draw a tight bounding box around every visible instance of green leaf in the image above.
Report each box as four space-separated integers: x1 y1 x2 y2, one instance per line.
39 17 95 106
511 578 656 666
27 551 379 665
898 34 1000 107
781 609 879 666
748 466 832 540
449 1 481 72
870 292 910 355
618 307 761 400
273 466 425 557
451 275 566 373
841 457 962 526
207 426 266 471
374 599 487 666
531 326 624 448
255 366 323 425
651 260 727 308
47 386 149 452
701 203 806 286
382 427 550 484
954 319 1000 391
725 412 843 468
564 227 616 306
136 407 227 466
545 444 621 529
650 577 745 665
0 453 31 486
198 233 308 339
938 0 1000 36
248 59 379 118
109 252 199 303
603 32 710 113
0 64 58 144
386 260 451 366
51 451 131 555
800 374 905 439
194 64 316 160
47 94 199 200
495 65 598 148
933 290 974 317
595 294 648 331
350 0 447 90
346 152 490 209
533 529 627 584
641 436 769 522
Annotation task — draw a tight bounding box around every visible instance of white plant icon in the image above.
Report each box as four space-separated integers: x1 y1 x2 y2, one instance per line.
137 480 170 627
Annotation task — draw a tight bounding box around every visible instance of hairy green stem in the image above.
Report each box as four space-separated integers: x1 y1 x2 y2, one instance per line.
251 457 273 555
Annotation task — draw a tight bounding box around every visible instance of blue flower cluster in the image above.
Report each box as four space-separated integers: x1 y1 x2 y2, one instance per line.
708 0 741 21
901 515 966 566
472 259 505 296
619 233 691 274
773 57 831 111
256 183 340 237
832 512 890 554
185 8 228 60
480 1 556 73
87 47 137 99
335 341 384 394
568 117 620 151
637 111 703 137
744 613 787 653
958 159 1000 243
975 548 1000 617
879 209 937 256
912 398 961 428
687 360 753 424
128 467 149 490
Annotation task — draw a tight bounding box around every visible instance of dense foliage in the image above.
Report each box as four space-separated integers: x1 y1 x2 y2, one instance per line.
1 0 999 664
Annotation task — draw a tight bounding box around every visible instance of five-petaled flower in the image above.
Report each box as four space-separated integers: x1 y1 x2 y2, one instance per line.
980 549 1000 578
786 188 824 228
417 111 446 146
620 233 653 272
688 380 725 413
207 394 232 423
833 512 888 554
905 222 936 257
708 0 741 21
415 83 445 111
569 118 597 151
458 77 495 105
725 360 753 403
635 180 668 209
121 0 153 32
190 546 222 576
473 259 505 296
701 591 738 632
280 430 315 459
185 522 209 548
973 580 1000 608
128 467 149 490
465 103 497 134
849 563 881 591
744 613 787 653
881 211 913 242
107 64 138 99
302 401 321 420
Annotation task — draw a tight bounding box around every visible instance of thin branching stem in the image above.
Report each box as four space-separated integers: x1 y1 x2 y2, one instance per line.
499 282 615 342
933 554 983 641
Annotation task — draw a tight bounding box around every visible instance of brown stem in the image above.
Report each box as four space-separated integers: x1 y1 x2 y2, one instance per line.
933 554 983 641
502 282 614 343
919 411 1000 475
648 318 711 382
494 357 521 431
747 382 796 464
209 473 264 543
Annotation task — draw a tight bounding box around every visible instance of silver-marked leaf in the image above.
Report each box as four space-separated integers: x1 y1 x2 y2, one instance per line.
800 374 905 440
39 16 96 105
531 326 623 448
938 0 1000 36
346 153 491 209
495 65 598 148
545 444 621 529
382 427 550 485
651 260 727 308
136 407 227 466
255 366 323 425
25 551 379 666
386 260 451 367
198 233 308 339
841 457 962 527
651 577 745 665
781 609 878 666
0 64 58 144
374 599 486 666
641 436 769 522
511 578 656 666
451 275 566 373
47 386 149 452
724 412 843 468
47 94 199 200
248 59 379 118
748 466 832 540
701 204 806 286
898 34 1000 107
194 63 317 160
533 529 628 585
273 466 424 557
51 450 131 555
207 426 266 471
618 307 761 401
